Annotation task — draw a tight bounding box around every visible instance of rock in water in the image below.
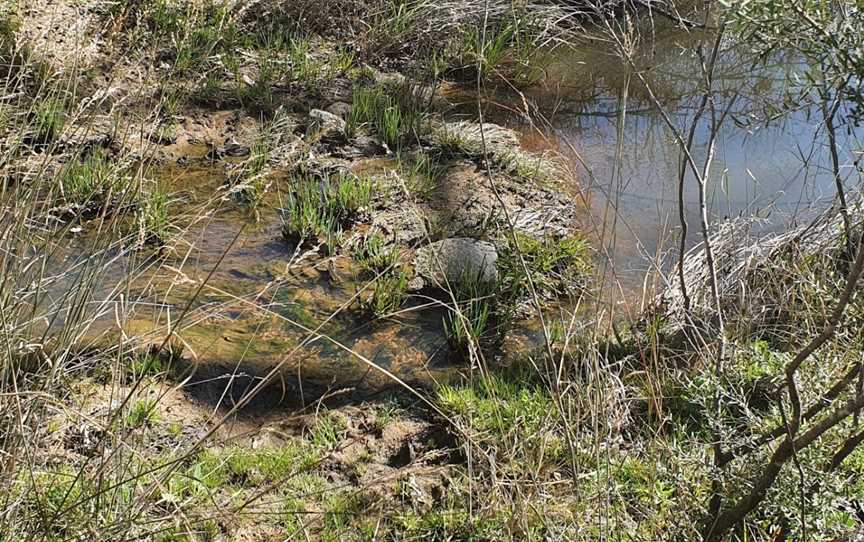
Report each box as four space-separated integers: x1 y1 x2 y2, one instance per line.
414 238 498 288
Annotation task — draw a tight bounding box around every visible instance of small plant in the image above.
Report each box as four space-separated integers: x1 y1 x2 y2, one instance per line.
130 352 167 378
33 97 65 143
398 151 445 197
362 270 410 317
287 37 322 84
59 150 115 206
139 183 171 244
353 234 400 274
184 443 319 494
323 491 372 534
443 271 497 355
346 83 427 148
308 413 346 450
434 125 471 157
281 172 373 248
126 399 159 428
499 233 591 299
230 138 270 205
453 15 546 87
373 398 401 433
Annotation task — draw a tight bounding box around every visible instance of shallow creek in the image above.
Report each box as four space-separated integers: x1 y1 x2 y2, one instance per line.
50 22 861 405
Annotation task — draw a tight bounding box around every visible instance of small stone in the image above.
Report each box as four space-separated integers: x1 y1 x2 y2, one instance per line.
325 102 352 120
308 109 347 142
406 276 426 292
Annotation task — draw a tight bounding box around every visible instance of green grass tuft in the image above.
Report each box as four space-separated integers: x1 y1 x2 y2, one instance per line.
499 233 591 299
443 271 497 355
346 82 428 149
281 171 373 249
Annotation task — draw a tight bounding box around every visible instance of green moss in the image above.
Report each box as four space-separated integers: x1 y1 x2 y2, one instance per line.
186 442 321 493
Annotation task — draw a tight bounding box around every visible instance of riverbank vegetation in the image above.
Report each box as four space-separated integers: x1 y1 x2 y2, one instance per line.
1 0 863 540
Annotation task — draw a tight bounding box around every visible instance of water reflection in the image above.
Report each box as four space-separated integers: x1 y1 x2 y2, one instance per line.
512 22 862 286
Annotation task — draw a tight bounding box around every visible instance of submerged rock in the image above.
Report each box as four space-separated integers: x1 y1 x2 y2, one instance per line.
414 238 498 289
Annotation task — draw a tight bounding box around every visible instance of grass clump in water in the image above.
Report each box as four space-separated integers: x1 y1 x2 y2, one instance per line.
138 182 171 244
499 233 591 299
353 233 400 274
281 171 373 250
354 233 411 317
443 271 497 357
58 149 137 218
451 15 546 87
362 271 410 318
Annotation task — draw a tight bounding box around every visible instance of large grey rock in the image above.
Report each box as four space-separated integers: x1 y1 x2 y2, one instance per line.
414 238 498 288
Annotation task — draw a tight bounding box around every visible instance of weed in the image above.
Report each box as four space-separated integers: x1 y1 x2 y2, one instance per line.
353 234 400 274
362 269 410 317
130 352 167 378
436 367 564 471
322 491 372 535
287 37 322 83
346 82 427 148
373 398 402 433
442 271 497 355
59 150 118 207
453 15 546 87
308 413 346 450
32 97 65 143
230 138 270 205
183 443 320 494
499 233 591 299
126 399 159 428
139 182 171 244
397 151 445 197
281 171 373 248
433 125 471 157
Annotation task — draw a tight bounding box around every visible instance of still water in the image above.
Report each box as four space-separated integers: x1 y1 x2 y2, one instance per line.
513 22 861 287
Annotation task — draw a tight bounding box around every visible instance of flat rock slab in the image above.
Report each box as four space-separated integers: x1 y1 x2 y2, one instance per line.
414 238 498 288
